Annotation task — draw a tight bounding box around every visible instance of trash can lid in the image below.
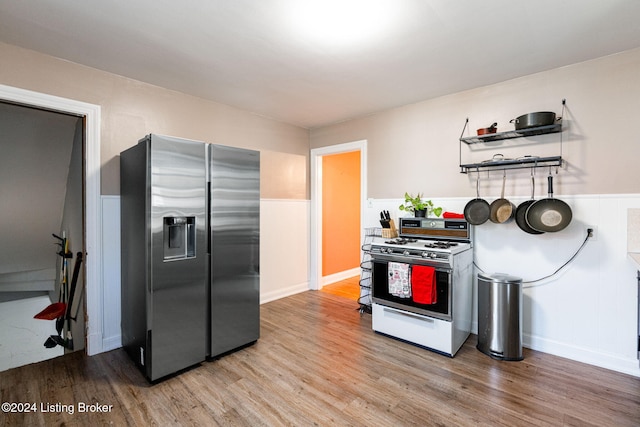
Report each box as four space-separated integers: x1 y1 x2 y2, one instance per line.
478 272 522 284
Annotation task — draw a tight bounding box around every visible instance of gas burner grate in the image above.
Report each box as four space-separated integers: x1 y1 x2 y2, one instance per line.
424 242 459 249
384 238 418 245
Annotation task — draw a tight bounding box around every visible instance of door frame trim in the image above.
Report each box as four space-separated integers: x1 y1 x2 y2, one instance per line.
0 84 103 355
310 140 367 290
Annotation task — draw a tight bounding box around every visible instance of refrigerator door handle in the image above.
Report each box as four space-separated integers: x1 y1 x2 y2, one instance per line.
206 181 211 255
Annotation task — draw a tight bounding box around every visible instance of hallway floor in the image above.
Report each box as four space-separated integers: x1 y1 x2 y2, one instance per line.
0 295 63 372
320 275 360 301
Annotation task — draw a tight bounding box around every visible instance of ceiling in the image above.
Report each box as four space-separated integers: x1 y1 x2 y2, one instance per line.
1 0 639 129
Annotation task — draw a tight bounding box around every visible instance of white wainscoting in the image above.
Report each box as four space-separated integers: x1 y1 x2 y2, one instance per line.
101 196 122 351
365 194 640 377
100 197 311 351
260 199 310 303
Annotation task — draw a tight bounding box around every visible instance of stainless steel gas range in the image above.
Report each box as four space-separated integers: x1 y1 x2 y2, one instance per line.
370 217 473 357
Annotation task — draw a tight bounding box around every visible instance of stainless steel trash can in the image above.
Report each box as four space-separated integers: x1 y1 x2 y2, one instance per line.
477 273 523 361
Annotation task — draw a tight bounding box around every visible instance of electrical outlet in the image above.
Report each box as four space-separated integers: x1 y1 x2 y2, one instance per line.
586 225 597 241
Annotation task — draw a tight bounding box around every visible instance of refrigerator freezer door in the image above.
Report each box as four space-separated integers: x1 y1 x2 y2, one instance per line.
209 144 260 357
149 135 208 380
119 134 209 381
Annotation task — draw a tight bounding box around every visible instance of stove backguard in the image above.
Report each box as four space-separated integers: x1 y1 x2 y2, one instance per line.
399 217 470 242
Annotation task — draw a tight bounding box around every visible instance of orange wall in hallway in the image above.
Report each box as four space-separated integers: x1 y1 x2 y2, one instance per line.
322 151 360 277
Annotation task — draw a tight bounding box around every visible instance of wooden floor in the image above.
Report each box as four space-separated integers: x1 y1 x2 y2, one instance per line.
1 290 639 426
320 275 361 301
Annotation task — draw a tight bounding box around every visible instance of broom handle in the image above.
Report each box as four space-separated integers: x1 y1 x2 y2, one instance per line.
65 252 83 320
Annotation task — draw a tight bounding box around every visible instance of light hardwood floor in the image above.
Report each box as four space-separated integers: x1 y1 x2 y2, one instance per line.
1 290 639 426
320 275 361 301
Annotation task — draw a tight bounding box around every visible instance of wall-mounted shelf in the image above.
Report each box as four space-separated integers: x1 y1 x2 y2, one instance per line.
460 155 563 174
458 99 567 174
460 122 562 145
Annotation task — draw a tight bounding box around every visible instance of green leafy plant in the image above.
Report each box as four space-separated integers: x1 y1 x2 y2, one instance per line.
398 192 442 217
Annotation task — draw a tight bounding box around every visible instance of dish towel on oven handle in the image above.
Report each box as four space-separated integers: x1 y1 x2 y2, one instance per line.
388 262 411 298
411 265 437 304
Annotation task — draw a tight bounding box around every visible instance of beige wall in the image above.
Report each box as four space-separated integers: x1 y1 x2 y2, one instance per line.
0 42 310 198
311 47 640 199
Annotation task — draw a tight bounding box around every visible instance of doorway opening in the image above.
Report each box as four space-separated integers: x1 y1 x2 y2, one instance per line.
0 84 102 361
310 140 367 293
0 101 84 371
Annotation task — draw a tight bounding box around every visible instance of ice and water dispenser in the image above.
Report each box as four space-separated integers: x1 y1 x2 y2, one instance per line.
163 216 196 261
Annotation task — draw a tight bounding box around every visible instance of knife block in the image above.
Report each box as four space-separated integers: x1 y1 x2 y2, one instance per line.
381 219 398 238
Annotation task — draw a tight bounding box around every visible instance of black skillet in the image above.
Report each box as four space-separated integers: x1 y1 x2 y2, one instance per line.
526 174 572 233
515 173 544 234
464 173 490 225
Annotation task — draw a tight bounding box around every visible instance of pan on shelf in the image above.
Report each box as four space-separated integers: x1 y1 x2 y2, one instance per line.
477 122 497 136
510 111 560 130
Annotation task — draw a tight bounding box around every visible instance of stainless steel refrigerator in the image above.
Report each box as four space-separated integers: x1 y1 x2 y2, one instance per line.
120 134 260 381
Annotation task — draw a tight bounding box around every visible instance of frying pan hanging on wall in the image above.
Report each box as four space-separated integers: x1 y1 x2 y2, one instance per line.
515 171 544 235
525 174 572 232
464 173 490 225
489 170 515 224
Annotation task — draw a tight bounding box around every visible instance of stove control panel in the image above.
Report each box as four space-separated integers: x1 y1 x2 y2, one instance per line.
370 245 452 264
422 252 439 259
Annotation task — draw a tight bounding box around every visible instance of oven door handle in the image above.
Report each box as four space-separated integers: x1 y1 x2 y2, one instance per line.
372 254 452 272
383 307 435 323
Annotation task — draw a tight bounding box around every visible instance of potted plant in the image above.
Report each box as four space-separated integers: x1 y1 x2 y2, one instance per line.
398 193 442 218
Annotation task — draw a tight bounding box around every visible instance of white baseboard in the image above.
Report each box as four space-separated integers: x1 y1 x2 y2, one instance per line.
86 333 103 356
260 282 310 305
321 268 360 287
524 333 640 378
472 322 639 377
102 335 122 352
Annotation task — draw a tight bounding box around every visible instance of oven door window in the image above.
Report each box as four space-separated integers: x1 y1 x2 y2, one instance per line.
372 261 451 319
